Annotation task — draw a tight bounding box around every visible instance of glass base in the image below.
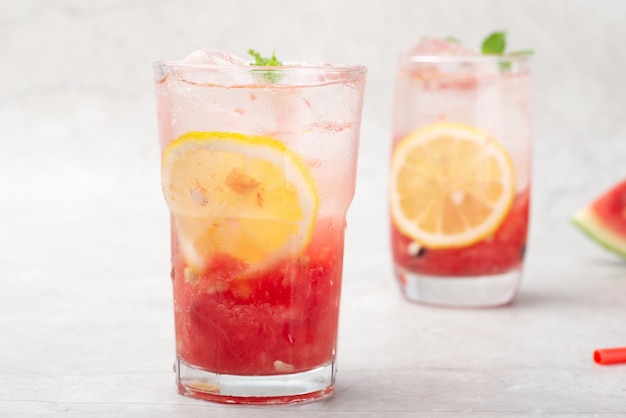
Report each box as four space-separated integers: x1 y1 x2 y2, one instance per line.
175 359 336 405
395 266 522 308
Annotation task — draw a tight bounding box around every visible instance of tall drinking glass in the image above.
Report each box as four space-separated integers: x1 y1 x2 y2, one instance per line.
154 54 367 404
389 53 531 308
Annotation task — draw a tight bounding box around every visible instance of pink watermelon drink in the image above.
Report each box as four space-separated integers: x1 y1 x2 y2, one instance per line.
389 35 532 307
154 50 366 404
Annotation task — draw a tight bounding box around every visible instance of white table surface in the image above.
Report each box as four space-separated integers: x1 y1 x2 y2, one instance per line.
3 1 626 417
2 110 626 418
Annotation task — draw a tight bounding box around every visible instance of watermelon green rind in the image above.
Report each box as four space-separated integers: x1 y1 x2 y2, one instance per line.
572 207 626 259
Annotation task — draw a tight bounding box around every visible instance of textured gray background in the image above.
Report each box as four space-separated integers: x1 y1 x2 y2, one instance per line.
2 1 626 416
3 0 625 269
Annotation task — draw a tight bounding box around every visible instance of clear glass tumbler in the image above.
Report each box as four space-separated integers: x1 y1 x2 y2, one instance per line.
153 58 366 404
389 54 531 308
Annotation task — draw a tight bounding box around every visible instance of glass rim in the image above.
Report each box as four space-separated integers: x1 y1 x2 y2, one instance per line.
400 54 532 64
153 61 367 87
153 60 367 75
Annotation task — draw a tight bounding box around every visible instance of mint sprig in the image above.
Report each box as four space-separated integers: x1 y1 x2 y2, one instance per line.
480 31 534 57
248 49 283 82
480 31 533 70
248 49 283 66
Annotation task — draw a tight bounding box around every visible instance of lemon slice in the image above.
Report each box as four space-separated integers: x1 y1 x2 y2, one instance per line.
162 131 318 270
390 122 515 248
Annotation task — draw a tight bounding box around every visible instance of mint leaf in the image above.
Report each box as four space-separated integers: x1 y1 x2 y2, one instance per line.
481 31 507 55
445 36 461 44
248 49 283 82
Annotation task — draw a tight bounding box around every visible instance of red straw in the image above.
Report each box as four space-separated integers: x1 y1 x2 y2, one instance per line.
593 347 626 365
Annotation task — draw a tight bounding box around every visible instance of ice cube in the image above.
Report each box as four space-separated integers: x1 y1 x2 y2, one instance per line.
408 37 478 56
174 50 251 86
405 38 498 87
182 49 248 66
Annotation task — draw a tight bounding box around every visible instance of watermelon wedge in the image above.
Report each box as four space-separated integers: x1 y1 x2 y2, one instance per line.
572 180 626 258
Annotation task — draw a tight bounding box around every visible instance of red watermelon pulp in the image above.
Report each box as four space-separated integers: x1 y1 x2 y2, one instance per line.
572 180 626 258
